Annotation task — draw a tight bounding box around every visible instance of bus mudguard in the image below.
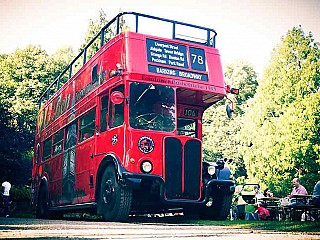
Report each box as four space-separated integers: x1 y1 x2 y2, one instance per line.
96 153 142 192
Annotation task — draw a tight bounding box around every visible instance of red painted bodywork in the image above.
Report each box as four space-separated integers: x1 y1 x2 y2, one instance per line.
32 31 226 207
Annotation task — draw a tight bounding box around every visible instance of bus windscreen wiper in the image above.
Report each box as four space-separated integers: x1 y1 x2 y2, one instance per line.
134 84 155 106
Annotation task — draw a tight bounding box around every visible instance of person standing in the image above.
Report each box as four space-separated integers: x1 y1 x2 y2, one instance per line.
312 180 320 207
1 180 11 217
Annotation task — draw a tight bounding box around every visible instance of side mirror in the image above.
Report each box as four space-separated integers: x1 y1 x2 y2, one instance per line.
226 104 234 118
111 91 124 105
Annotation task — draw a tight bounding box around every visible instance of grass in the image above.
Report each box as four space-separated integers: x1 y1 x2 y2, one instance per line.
128 216 320 233
189 219 320 233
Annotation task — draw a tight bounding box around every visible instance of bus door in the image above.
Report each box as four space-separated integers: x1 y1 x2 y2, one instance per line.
96 85 125 164
76 107 96 203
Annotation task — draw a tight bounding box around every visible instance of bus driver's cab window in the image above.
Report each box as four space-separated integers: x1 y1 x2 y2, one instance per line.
129 82 176 132
100 95 108 132
108 85 124 128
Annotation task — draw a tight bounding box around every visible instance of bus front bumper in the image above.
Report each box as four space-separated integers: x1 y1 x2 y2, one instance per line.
120 172 235 205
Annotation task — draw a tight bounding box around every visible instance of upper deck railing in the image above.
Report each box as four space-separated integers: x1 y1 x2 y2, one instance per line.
39 12 218 105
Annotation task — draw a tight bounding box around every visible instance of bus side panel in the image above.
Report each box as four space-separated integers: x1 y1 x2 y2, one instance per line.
49 155 63 205
76 138 95 203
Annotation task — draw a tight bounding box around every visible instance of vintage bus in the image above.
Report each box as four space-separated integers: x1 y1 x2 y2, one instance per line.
31 12 238 221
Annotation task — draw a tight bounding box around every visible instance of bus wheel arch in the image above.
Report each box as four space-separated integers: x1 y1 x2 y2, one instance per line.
95 155 119 210
95 155 132 221
97 164 132 221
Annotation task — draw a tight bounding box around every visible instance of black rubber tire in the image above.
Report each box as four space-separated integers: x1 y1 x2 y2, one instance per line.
36 186 50 219
99 166 132 221
200 194 233 220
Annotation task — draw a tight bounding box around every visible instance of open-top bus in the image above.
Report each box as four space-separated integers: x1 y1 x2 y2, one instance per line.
31 12 238 221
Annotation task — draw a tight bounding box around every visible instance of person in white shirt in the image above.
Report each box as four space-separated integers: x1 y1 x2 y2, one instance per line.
2 181 11 217
254 185 265 199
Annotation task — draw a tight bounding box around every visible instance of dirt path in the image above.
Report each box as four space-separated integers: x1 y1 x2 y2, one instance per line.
0 217 319 239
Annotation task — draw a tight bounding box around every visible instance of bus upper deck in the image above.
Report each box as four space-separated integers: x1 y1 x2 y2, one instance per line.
39 12 221 103
37 12 226 136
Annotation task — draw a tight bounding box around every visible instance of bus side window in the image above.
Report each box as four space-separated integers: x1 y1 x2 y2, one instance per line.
43 137 52 161
100 95 109 132
52 129 64 156
92 64 98 84
108 85 124 128
35 143 40 163
79 108 96 142
65 122 77 150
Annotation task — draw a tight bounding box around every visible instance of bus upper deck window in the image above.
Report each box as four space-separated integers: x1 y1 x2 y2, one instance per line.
92 64 98 84
35 143 40 163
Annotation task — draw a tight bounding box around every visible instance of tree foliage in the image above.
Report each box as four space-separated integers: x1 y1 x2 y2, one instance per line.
79 9 125 61
0 10 121 186
0 45 71 185
240 27 320 195
203 61 258 182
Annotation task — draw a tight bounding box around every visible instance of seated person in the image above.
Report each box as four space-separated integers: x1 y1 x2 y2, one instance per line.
312 180 320 207
254 203 270 220
264 188 274 198
288 178 308 206
254 185 265 199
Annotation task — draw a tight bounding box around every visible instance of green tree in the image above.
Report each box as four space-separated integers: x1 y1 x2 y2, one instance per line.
224 60 258 114
79 9 116 62
0 45 72 185
203 61 258 182
240 27 320 195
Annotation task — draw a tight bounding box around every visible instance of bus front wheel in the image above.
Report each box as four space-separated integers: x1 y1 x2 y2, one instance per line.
200 194 232 220
99 166 132 221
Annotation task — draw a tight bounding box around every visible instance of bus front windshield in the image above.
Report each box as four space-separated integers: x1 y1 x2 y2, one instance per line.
130 82 176 132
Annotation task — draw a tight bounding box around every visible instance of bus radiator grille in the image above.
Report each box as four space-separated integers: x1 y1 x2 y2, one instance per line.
164 137 201 200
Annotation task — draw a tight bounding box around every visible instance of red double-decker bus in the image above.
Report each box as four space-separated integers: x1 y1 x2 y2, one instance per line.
31 12 238 221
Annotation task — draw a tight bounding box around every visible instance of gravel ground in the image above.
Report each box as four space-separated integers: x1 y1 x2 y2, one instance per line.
0 217 319 240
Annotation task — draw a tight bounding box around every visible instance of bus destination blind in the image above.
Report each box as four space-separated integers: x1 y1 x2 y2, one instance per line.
146 39 208 81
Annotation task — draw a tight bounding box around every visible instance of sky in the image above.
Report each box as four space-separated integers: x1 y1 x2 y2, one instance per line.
1 0 319 76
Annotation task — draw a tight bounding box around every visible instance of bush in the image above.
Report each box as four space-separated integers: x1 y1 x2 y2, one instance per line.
10 185 31 201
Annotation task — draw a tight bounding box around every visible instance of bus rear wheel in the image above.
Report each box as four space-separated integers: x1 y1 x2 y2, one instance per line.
99 166 132 221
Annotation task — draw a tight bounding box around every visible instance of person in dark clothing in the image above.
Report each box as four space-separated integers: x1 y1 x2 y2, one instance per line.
312 180 320 207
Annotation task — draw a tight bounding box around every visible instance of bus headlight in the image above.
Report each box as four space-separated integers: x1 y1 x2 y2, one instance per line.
207 165 215 176
140 161 153 173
